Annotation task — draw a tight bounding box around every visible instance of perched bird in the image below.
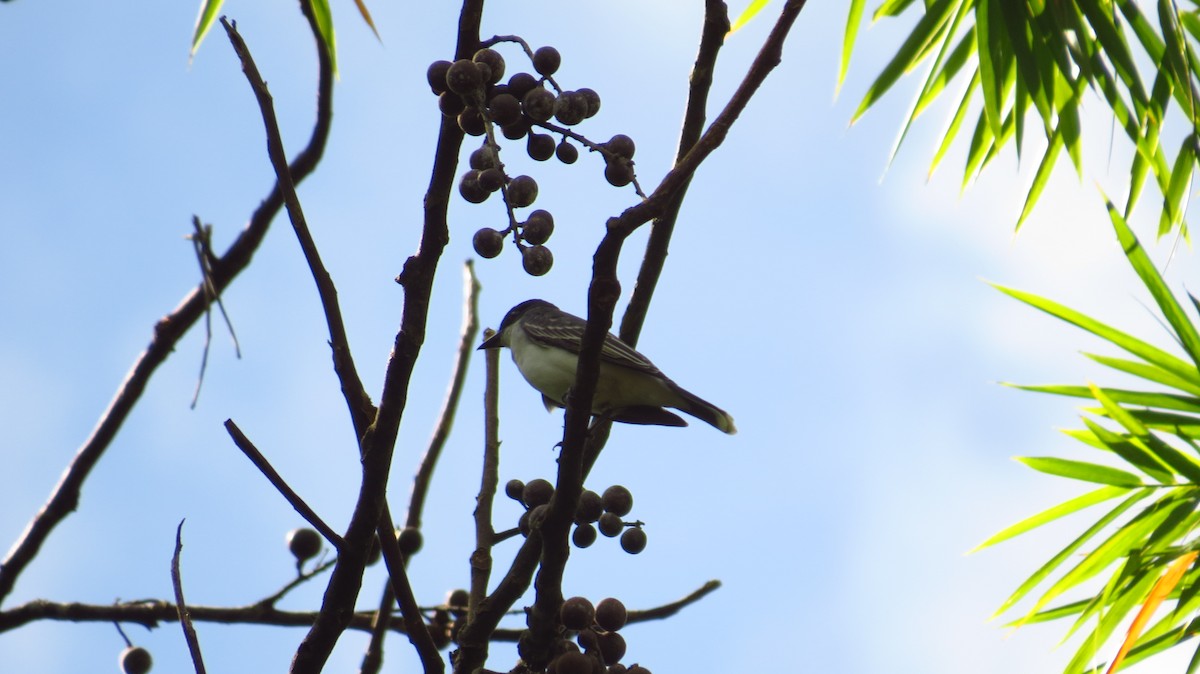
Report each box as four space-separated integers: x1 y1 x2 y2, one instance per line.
478 299 736 434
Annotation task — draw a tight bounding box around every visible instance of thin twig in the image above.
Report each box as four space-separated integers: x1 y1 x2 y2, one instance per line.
218 16 374 440
256 557 338 609
625 579 721 623
376 504 444 673
171 521 207 674
407 261 482 531
471 326 501 625
223 419 345 550
187 215 243 409
0 0 333 608
359 584 396 674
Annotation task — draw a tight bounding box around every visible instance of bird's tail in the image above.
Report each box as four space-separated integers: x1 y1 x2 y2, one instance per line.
672 385 737 435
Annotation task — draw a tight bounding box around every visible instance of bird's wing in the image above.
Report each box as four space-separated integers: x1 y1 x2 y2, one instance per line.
521 311 663 375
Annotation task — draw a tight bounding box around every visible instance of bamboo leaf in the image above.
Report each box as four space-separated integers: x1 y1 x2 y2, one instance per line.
1106 551 1199 673
1016 456 1145 487
730 0 770 34
992 282 1200 386
973 486 1132 552
837 0 867 96
993 488 1152 618
930 68 980 179
190 0 225 58
1105 197 1200 367
852 0 957 123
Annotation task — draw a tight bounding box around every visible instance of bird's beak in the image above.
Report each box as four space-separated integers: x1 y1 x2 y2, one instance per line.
478 331 503 350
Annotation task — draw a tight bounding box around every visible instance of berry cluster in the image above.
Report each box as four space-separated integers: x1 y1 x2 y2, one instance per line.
548 596 651 674
427 39 639 276
505 479 647 555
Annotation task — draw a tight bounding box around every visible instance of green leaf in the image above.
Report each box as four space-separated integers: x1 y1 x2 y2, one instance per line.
993 488 1153 618
1079 0 1149 108
873 0 919 21
1016 456 1145 486
1019 493 1178 627
190 0 225 58
730 0 770 34
1159 134 1196 236
1015 128 1063 230
930 67 980 178
1006 383 1200 414
1090 384 1200 483
992 282 1200 388
975 0 1008 137
852 0 957 123
972 485 1133 552
1083 353 1200 397
1105 197 1200 368
310 0 338 75
837 0 867 96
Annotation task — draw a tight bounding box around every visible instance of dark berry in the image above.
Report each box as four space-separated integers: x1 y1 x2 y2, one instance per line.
533 46 562 76
445 58 483 96
505 478 526 502
507 175 538 207
598 513 623 537
508 72 539 98
606 134 636 159
472 48 505 84
518 509 532 537
458 109 486 136
620 527 647 554
577 627 599 650
120 646 153 674
627 666 651 674
522 87 556 123
473 228 504 258
469 145 497 170
604 160 634 187
553 651 593 674
478 168 506 193
527 133 556 161
601 485 633 516
575 489 603 523
553 91 587 126
438 92 466 117
522 478 554 507
522 245 553 276
286 527 321 562
578 88 601 117
427 60 453 94
572 523 597 548
459 170 489 203
561 596 596 630
397 526 423 555
501 116 532 140
446 588 470 610
522 209 554 245
597 631 626 665
488 92 522 126
556 140 579 164
595 598 628 631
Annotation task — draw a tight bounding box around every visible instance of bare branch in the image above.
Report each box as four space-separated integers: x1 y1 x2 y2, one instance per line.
218 15 374 439
171 521 207 674
223 419 345 550
471 326 501 625
0 0 334 609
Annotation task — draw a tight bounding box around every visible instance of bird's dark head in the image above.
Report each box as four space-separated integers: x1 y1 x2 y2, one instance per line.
478 299 557 350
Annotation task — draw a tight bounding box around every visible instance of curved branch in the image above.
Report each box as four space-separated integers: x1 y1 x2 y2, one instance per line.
0 0 335 609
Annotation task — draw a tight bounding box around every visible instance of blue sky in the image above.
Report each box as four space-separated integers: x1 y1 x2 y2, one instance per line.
3 1 1199 672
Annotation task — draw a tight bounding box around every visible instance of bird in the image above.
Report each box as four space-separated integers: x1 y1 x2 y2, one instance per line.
478 299 736 434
